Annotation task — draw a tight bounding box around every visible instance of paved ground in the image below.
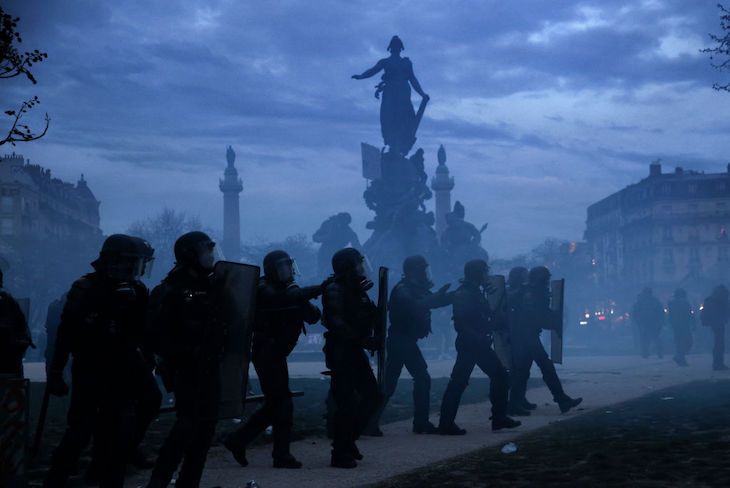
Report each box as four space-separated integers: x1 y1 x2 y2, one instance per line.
101 353 728 488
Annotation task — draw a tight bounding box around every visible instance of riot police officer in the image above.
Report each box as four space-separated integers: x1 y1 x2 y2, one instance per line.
322 248 380 469
438 259 520 435
509 266 581 415
146 232 225 488
224 250 322 469
0 268 33 377
369 255 452 435
44 234 154 488
505 266 537 413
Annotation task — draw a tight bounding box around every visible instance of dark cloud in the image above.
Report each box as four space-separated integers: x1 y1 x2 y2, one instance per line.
1 0 729 257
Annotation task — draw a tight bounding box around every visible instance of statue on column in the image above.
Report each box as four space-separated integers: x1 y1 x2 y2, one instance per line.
352 35 430 156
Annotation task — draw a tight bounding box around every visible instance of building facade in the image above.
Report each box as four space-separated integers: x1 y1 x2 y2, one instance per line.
585 161 730 299
0 153 100 241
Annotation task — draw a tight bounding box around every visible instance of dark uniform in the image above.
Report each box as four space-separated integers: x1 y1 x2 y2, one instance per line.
322 248 380 469
632 288 665 359
438 259 520 434
508 267 581 416
667 288 693 367
701 285 729 370
146 232 225 488
224 250 321 468
370 255 451 434
0 269 32 377
505 267 536 412
44 235 154 488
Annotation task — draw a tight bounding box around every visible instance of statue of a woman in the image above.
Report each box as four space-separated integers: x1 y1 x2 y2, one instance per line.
352 36 429 156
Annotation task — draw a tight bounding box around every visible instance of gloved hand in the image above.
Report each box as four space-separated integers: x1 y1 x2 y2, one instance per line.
436 283 451 296
48 369 69 397
320 277 335 294
361 336 380 352
358 278 374 292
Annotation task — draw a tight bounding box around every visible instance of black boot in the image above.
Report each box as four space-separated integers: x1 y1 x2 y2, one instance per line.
331 451 357 469
413 421 438 434
521 398 537 410
558 396 583 414
223 437 248 467
273 454 302 469
438 423 466 435
492 416 521 431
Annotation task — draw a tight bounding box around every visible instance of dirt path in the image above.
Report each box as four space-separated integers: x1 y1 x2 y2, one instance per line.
117 353 729 488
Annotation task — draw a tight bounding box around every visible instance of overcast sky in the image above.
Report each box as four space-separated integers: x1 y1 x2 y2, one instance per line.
2 0 730 258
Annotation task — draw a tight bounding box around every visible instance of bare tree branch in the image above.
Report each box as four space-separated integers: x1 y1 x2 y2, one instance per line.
702 3 730 92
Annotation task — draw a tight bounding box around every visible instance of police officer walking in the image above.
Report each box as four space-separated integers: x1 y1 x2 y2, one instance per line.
146 232 225 488
508 266 582 416
667 288 693 367
224 250 322 469
505 266 537 413
438 259 520 435
322 248 380 469
368 255 451 435
44 235 154 488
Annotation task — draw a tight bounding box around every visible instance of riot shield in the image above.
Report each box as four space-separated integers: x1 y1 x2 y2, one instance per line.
212 261 260 419
487 275 512 370
376 266 389 393
550 279 565 364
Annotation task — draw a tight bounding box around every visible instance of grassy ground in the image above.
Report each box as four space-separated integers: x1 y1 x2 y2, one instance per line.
367 379 730 488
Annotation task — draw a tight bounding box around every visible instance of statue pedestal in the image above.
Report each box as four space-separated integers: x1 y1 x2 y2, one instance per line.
362 147 440 273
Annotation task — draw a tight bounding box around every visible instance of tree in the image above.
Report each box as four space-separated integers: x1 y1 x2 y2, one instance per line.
1 6 49 146
703 3 730 92
127 208 205 284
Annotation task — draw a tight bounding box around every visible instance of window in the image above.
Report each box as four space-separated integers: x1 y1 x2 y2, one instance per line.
663 226 673 242
663 249 674 265
0 218 13 235
719 246 729 263
688 183 698 194
1 196 13 213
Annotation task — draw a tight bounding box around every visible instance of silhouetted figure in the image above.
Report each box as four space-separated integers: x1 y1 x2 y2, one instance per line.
438 259 520 435
441 201 483 252
632 288 665 359
508 267 582 416
322 248 380 469
667 288 694 367
224 250 322 469
44 293 67 378
146 232 225 488
0 268 32 377
369 256 452 435
352 35 429 155
313 212 361 279
505 266 537 412
44 235 155 488
701 285 730 370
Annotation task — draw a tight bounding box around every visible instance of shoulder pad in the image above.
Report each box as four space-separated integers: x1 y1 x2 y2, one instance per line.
72 275 94 290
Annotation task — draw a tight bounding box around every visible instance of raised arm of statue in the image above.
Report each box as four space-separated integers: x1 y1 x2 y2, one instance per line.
352 59 385 80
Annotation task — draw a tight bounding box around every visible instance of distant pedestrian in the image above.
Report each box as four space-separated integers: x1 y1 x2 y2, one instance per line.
631 288 665 359
701 285 729 371
667 288 693 367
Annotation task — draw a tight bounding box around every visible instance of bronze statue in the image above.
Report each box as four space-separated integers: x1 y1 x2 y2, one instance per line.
352 36 429 156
